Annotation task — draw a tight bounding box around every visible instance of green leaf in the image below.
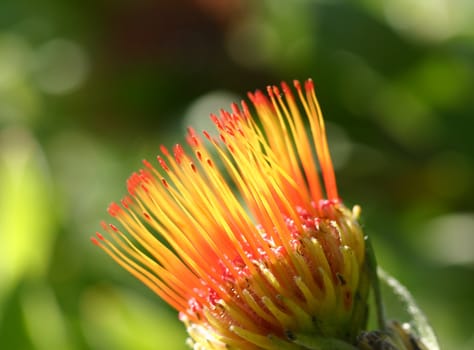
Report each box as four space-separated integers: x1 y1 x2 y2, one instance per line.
0 128 55 316
378 268 440 350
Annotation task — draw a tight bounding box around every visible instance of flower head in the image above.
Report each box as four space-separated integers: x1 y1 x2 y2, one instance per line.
93 79 369 349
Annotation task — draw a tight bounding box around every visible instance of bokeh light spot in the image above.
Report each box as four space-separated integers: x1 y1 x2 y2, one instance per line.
32 39 89 95
418 213 474 266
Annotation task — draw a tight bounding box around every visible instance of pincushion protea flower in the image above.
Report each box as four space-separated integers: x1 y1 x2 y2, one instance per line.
92 79 371 349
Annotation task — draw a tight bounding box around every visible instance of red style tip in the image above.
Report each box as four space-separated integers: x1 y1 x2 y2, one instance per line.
142 159 153 169
251 90 270 107
159 144 170 156
219 109 231 122
96 232 105 240
266 85 274 98
187 135 199 147
91 237 100 246
210 114 223 130
293 79 302 91
186 127 200 147
127 172 141 195
241 100 250 115
157 156 169 171
272 85 280 96
108 202 122 217
281 81 291 93
121 196 133 209
304 78 314 91
187 126 196 136
247 91 255 103
174 144 185 164
230 103 241 117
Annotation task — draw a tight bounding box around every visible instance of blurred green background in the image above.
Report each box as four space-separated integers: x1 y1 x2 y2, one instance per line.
0 0 473 349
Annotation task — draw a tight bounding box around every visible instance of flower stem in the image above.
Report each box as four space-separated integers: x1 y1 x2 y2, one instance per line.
364 236 386 330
